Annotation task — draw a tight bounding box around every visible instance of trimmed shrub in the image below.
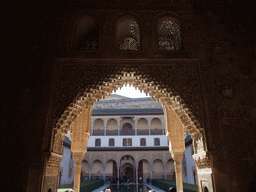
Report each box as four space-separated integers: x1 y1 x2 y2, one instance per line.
80 180 104 192
58 180 104 192
152 179 198 192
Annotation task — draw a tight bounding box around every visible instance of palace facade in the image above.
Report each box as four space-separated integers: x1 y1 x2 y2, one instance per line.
59 95 197 186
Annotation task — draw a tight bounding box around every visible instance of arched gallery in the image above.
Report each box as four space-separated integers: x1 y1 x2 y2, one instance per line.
58 95 198 186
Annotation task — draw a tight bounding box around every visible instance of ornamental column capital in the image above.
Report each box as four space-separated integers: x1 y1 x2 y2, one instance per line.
72 151 85 165
171 151 184 163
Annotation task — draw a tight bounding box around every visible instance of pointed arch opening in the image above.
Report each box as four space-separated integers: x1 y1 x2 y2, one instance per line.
116 18 140 50
157 18 181 51
73 16 99 50
92 118 104 136
51 71 207 192
106 119 118 135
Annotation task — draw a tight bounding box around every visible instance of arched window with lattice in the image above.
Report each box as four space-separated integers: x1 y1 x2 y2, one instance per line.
74 17 99 50
157 19 181 51
116 19 140 50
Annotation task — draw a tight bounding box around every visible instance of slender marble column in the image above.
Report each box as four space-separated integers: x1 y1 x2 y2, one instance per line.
104 123 106 136
150 168 153 182
103 168 106 182
135 119 138 135
118 119 121 135
136 168 138 184
149 121 151 135
72 152 85 192
173 152 184 192
89 169 91 180
117 168 120 184
164 168 167 179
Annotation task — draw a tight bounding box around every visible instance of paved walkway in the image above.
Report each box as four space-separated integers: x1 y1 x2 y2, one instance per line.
92 183 165 192
145 184 165 192
91 184 110 192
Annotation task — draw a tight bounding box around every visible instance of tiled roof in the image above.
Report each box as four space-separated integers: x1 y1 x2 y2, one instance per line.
92 108 164 115
97 97 154 103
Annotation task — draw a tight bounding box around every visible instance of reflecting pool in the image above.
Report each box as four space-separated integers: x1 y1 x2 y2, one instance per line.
103 184 151 192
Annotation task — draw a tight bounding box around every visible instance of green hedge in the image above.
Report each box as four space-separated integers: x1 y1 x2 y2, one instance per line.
58 180 104 192
151 179 198 192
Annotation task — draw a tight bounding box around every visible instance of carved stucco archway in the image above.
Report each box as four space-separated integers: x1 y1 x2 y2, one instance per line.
44 63 212 192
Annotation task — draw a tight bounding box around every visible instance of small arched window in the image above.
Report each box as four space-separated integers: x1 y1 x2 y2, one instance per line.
109 139 115 146
128 138 132 146
157 19 181 51
123 138 132 146
154 138 160 146
116 19 140 50
74 17 99 50
123 138 127 146
140 138 146 146
95 138 101 146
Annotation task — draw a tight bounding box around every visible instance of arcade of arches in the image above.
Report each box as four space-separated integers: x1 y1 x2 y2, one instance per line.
6 2 255 192
80 153 175 183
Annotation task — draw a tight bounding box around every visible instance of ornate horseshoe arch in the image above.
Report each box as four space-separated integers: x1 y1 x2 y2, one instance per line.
44 61 212 192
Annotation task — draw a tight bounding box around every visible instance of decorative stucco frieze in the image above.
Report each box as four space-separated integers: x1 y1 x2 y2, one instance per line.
44 152 63 176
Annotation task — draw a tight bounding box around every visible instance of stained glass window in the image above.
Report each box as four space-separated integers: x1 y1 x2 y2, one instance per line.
158 20 181 51
116 19 140 50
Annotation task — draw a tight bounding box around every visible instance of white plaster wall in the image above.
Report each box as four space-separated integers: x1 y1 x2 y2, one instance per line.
59 146 74 185
87 135 168 147
143 161 151 182
105 161 113 175
91 161 103 176
81 161 89 176
153 160 164 178
66 131 71 140
182 144 197 185
167 160 175 174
